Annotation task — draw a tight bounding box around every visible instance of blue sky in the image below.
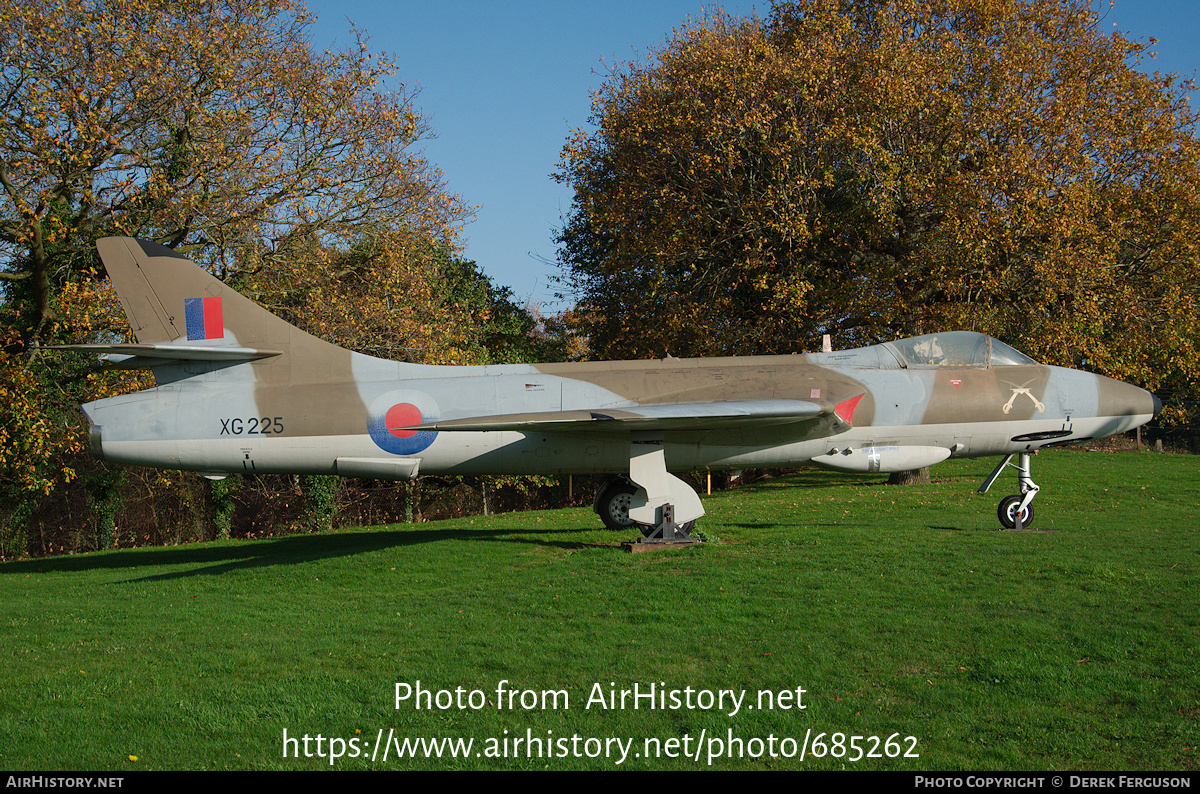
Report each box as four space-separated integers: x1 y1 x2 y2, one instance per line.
305 1 1199 311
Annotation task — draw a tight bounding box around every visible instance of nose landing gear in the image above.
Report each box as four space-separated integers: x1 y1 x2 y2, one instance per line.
979 452 1040 530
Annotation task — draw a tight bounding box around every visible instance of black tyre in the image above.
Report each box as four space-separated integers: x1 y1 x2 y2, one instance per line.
597 479 639 530
998 495 1035 529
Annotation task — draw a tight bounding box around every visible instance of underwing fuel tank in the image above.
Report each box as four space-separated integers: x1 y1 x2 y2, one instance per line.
815 445 953 473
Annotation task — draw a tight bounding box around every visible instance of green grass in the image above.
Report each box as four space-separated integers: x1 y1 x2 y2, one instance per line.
2 451 1197 770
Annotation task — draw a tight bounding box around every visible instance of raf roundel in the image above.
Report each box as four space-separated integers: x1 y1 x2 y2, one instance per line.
367 393 439 455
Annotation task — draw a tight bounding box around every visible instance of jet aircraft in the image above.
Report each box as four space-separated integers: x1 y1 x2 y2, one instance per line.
54 238 1161 536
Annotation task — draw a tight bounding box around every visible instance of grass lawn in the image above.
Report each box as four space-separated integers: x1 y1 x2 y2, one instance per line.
2 450 1196 770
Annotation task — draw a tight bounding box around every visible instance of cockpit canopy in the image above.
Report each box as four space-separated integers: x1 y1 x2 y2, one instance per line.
883 332 1036 368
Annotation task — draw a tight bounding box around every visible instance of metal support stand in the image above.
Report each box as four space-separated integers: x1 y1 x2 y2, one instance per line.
637 502 699 544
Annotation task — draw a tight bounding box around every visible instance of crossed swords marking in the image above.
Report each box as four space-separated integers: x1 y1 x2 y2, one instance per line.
1001 379 1046 414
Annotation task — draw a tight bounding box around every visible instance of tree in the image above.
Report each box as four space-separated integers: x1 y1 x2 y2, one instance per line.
238 228 569 366
0 0 467 338
0 0 470 552
434 254 552 365
235 227 482 365
556 0 1200 423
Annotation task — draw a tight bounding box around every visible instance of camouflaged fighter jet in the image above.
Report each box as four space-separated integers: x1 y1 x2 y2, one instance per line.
54 238 1161 535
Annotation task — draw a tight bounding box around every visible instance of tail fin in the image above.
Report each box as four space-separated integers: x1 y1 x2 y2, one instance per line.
98 237 303 350
85 237 362 384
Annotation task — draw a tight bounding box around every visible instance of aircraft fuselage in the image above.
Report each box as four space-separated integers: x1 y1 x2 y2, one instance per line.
84 348 1157 479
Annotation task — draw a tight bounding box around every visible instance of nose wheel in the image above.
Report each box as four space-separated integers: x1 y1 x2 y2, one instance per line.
980 452 1040 529
997 494 1035 530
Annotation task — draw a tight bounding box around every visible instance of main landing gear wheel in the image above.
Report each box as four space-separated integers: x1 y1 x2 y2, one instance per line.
596 478 696 537
597 479 638 531
998 495 1035 530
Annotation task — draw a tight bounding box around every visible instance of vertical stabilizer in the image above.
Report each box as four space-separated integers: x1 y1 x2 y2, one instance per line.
97 237 307 350
95 237 373 385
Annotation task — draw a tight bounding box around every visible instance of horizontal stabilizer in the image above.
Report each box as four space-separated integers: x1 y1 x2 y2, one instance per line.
398 398 829 434
47 343 282 366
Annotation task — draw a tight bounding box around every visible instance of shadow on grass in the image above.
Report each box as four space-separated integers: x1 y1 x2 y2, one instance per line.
713 466 984 494
6 465 1010 579
1 522 614 581
721 471 886 491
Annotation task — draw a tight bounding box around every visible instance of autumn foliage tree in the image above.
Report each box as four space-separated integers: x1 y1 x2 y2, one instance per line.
557 0 1200 424
1 0 466 336
0 0 472 552
238 228 558 367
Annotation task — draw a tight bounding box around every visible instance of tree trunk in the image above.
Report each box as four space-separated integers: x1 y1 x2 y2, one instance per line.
887 467 931 485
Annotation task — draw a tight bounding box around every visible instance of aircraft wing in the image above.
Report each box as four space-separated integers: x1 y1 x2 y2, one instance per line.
400 398 833 433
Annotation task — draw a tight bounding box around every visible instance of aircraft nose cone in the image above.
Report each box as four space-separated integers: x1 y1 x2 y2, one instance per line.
1096 375 1153 415
1152 393 1163 419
